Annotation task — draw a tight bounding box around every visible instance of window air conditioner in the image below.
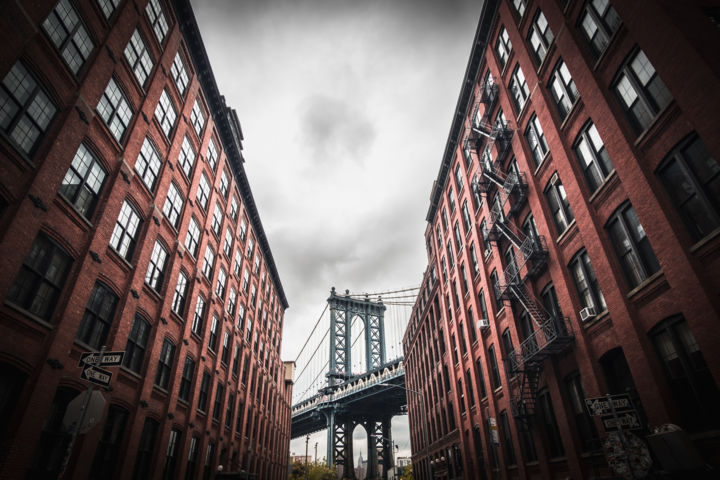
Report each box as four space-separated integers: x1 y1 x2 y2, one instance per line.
477 318 490 329
579 306 596 322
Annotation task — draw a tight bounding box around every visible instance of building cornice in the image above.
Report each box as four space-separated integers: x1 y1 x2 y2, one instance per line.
172 0 289 309
425 0 500 223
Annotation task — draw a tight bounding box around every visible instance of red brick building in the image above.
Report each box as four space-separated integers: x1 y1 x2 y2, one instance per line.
0 1 292 479
403 0 720 478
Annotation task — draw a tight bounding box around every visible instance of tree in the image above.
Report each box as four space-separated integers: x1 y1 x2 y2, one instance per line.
289 460 309 480
401 463 413 480
309 462 337 480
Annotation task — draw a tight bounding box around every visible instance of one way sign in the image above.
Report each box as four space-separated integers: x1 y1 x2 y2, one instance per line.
77 351 125 368
601 411 642 431
80 365 113 387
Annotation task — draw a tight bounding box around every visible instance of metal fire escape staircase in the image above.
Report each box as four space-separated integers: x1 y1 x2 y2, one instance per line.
470 107 573 425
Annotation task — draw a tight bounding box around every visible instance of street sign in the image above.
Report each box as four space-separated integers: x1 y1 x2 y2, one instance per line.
78 351 125 368
602 411 642 431
62 390 106 434
584 394 633 417
80 365 113 387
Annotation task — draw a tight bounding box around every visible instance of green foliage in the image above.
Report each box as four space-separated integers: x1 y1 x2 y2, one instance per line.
289 460 337 480
401 462 413 480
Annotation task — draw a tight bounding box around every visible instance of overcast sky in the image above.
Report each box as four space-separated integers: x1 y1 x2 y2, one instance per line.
191 0 481 464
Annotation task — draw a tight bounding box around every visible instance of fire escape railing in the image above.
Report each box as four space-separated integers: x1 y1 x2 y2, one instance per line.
469 100 573 423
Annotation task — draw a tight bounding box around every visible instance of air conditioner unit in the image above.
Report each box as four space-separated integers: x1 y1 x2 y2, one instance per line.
579 307 596 322
477 318 490 329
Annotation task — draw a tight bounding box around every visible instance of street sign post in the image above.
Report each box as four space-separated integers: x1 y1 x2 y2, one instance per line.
77 351 125 367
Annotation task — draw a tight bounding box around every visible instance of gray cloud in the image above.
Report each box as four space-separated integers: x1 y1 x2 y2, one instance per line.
298 94 376 165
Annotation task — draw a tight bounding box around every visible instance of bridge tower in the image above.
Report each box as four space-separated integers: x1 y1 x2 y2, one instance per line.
323 288 391 479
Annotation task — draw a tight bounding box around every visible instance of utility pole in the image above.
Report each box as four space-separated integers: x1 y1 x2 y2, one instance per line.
314 442 318 465
305 434 310 479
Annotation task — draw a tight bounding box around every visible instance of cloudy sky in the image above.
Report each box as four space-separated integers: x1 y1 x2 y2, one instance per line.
191 0 481 464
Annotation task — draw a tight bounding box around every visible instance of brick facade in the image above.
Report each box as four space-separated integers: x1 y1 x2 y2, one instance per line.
0 1 292 479
403 1 720 479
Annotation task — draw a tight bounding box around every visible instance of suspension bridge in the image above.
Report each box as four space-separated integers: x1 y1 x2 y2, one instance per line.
290 286 417 479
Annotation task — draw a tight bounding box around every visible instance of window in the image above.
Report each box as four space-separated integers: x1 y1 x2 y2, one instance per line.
480 219 491 254
564 372 599 451
239 217 248 241
145 242 170 293
502 329 516 379
478 289 489 323
548 60 579 119
123 314 150 373
569 249 606 313
574 121 614 192
42 0 94 74
97 78 131 142
495 26 512 69
453 221 462 251
171 52 189 96
242 268 250 292
96 0 121 19
162 183 184 228
154 338 175 389
202 246 215 280
475 358 487 398
206 138 218 172
155 90 177 138
2 62 57 155
162 429 181 480
537 389 565 457
191 295 206 336
447 187 456 212
613 49 672 134
132 418 159 480
470 243 480 276
203 443 215 480
528 10 554 64
191 99 205 137
208 315 219 352
455 164 464 191
230 196 239 221
488 344 502 389
146 0 169 44
511 0 526 18
178 136 196 179
171 271 188 315
212 382 224 421
59 143 107 219
606 202 660 288
224 228 233 257
135 137 162 191
196 173 210 210
237 303 246 329
499 411 516 465
89 405 128 478
234 249 242 277
656 135 720 241
489 269 503 311
178 356 195 403
650 315 720 431
110 200 142 260
461 201 472 234
220 170 229 198
225 392 234 428
185 217 201 257
509 64 530 111
124 29 153 86
525 114 549 166
463 136 472 166
446 240 454 268
216 267 227 299
579 0 621 57
221 331 230 364
245 316 253 342
211 203 223 236
227 287 237 316
541 282 563 322
197 372 211 412
545 173 574 233
250 284 257 307
76 282 118 349
7 234 72 320
442 209 449 231
186 436 199 480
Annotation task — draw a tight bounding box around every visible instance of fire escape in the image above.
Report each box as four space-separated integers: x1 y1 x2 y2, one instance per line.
469 81 573 426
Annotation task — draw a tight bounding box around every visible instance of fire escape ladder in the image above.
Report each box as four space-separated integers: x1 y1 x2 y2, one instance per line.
512 367 542 426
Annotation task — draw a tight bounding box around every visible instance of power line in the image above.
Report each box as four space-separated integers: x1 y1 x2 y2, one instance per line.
294 303 328 363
